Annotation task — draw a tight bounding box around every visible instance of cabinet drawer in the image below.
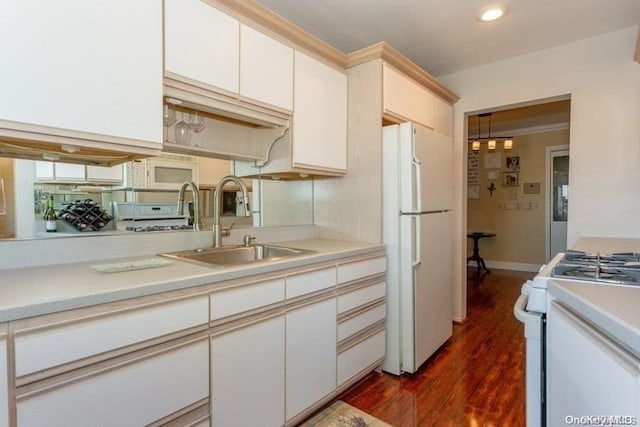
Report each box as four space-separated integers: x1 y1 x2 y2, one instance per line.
17 339 209 426
337 256 386 284
15 296 209 377
0 335 7 427
210 279 285 321
286 267 336 299
338 303 386 342
337 330 386 387
337 282 386 314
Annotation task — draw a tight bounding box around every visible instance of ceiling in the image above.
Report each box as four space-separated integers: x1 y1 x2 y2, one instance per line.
468 100 571 138
255 1 635 134
255 0 640 77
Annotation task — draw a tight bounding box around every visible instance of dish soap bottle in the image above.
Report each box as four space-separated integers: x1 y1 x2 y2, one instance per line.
44 196 57 232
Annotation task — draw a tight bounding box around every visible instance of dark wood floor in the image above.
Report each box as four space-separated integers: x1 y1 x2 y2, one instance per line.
337 268 535 427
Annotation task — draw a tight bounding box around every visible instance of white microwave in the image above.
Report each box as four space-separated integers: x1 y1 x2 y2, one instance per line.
123 156 199 190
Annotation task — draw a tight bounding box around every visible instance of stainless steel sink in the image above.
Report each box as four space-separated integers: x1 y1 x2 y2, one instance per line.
160 244 316 267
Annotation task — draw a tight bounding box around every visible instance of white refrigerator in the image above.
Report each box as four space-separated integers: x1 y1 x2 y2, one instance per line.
382 122 454 375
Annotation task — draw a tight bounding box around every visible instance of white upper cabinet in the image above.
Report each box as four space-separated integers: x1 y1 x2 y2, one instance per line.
164 0 240 95
0 0 162 147
433 95 453 138
240 25 294 112
292 51 347 172
383 63 434 129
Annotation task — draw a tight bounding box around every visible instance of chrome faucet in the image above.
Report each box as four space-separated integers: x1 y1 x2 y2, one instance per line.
177 181 201 231
213 175 250 247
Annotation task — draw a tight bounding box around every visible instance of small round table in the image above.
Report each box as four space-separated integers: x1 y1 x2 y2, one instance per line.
467 232 496 280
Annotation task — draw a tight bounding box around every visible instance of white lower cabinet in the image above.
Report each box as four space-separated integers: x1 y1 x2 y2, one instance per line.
547 301 640 425
286 298 337 421
0 332 7 427
16 338 209 427
211 314 285 427
338 330 386 387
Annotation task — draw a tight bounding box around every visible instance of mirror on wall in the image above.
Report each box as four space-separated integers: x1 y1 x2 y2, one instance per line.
0 156 315 240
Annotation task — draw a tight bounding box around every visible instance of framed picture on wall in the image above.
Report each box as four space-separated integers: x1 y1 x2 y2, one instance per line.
501 171 519 187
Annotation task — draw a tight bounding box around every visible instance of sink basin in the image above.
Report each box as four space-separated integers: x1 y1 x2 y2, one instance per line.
160 244 316 267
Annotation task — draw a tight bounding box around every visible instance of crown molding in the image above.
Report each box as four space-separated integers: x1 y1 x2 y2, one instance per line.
346 42 460 104
211 0 348 68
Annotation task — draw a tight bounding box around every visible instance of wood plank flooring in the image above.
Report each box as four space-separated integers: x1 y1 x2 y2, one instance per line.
336 269 535 427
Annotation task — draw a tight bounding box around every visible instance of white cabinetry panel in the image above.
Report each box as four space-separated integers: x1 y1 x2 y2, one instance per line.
15 296 209 376
547 302 640 425
17 339 209 427
240 25 293 111
286 267 336 299
337 282 386 314
338 303 386 342
86 164 123 183
383 63 434 129
286 298 337 421
338 330 386 387
337 256 387 284
0 0 162 144
211 315 285 427
210 279 285 321
433 95 453 138
164 0 239 94
292 51 347 172
0 335 7 427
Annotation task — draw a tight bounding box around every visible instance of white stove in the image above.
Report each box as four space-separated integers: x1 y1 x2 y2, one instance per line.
515 249 640 426
113 202 190 232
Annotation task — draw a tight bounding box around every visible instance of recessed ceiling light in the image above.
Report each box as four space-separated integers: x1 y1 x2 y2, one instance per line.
478 4 508 22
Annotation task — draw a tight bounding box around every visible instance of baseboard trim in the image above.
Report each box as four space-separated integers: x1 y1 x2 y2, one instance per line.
483 260 542 273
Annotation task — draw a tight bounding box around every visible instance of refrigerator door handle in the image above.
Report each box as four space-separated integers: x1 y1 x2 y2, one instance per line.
412 215 422 268
412 152 422 213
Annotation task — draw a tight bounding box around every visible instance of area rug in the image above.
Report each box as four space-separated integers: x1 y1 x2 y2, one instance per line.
301 401 393 427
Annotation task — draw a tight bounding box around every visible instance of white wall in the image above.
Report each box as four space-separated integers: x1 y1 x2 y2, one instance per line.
439 26 640 320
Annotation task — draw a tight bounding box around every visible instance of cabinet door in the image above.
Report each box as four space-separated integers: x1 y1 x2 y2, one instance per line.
198 157 232 187
547 302 640 425
0 0 162 145
240 25 293 111
164 0 239 95
286 298 337 421
292 52 347 172
17 339 209 427
433 95 453 138
86 164 124 183
0 334 7 427
54 163 86 181
211 315 285 427
383 63 434 129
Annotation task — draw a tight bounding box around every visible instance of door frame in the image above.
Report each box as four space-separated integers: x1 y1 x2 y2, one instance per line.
545 144 570 261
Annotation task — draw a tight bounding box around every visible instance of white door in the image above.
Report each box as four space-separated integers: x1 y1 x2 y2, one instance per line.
399 123 453 213
546 147 569 260
211 315 285 427
286 298 337 421
412 212 453 372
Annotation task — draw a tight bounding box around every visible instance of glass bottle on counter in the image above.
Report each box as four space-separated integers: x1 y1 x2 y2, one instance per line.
44 196 57 232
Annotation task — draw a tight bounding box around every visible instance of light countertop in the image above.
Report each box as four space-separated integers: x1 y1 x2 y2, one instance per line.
0 239 384 323
548 279 640 357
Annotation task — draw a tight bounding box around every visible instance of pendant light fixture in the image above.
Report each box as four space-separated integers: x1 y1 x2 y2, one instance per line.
472 115 481 152
468 112 514 151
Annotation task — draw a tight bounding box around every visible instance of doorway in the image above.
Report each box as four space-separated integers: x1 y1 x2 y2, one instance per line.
546 146 570 260
465 98 571 277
